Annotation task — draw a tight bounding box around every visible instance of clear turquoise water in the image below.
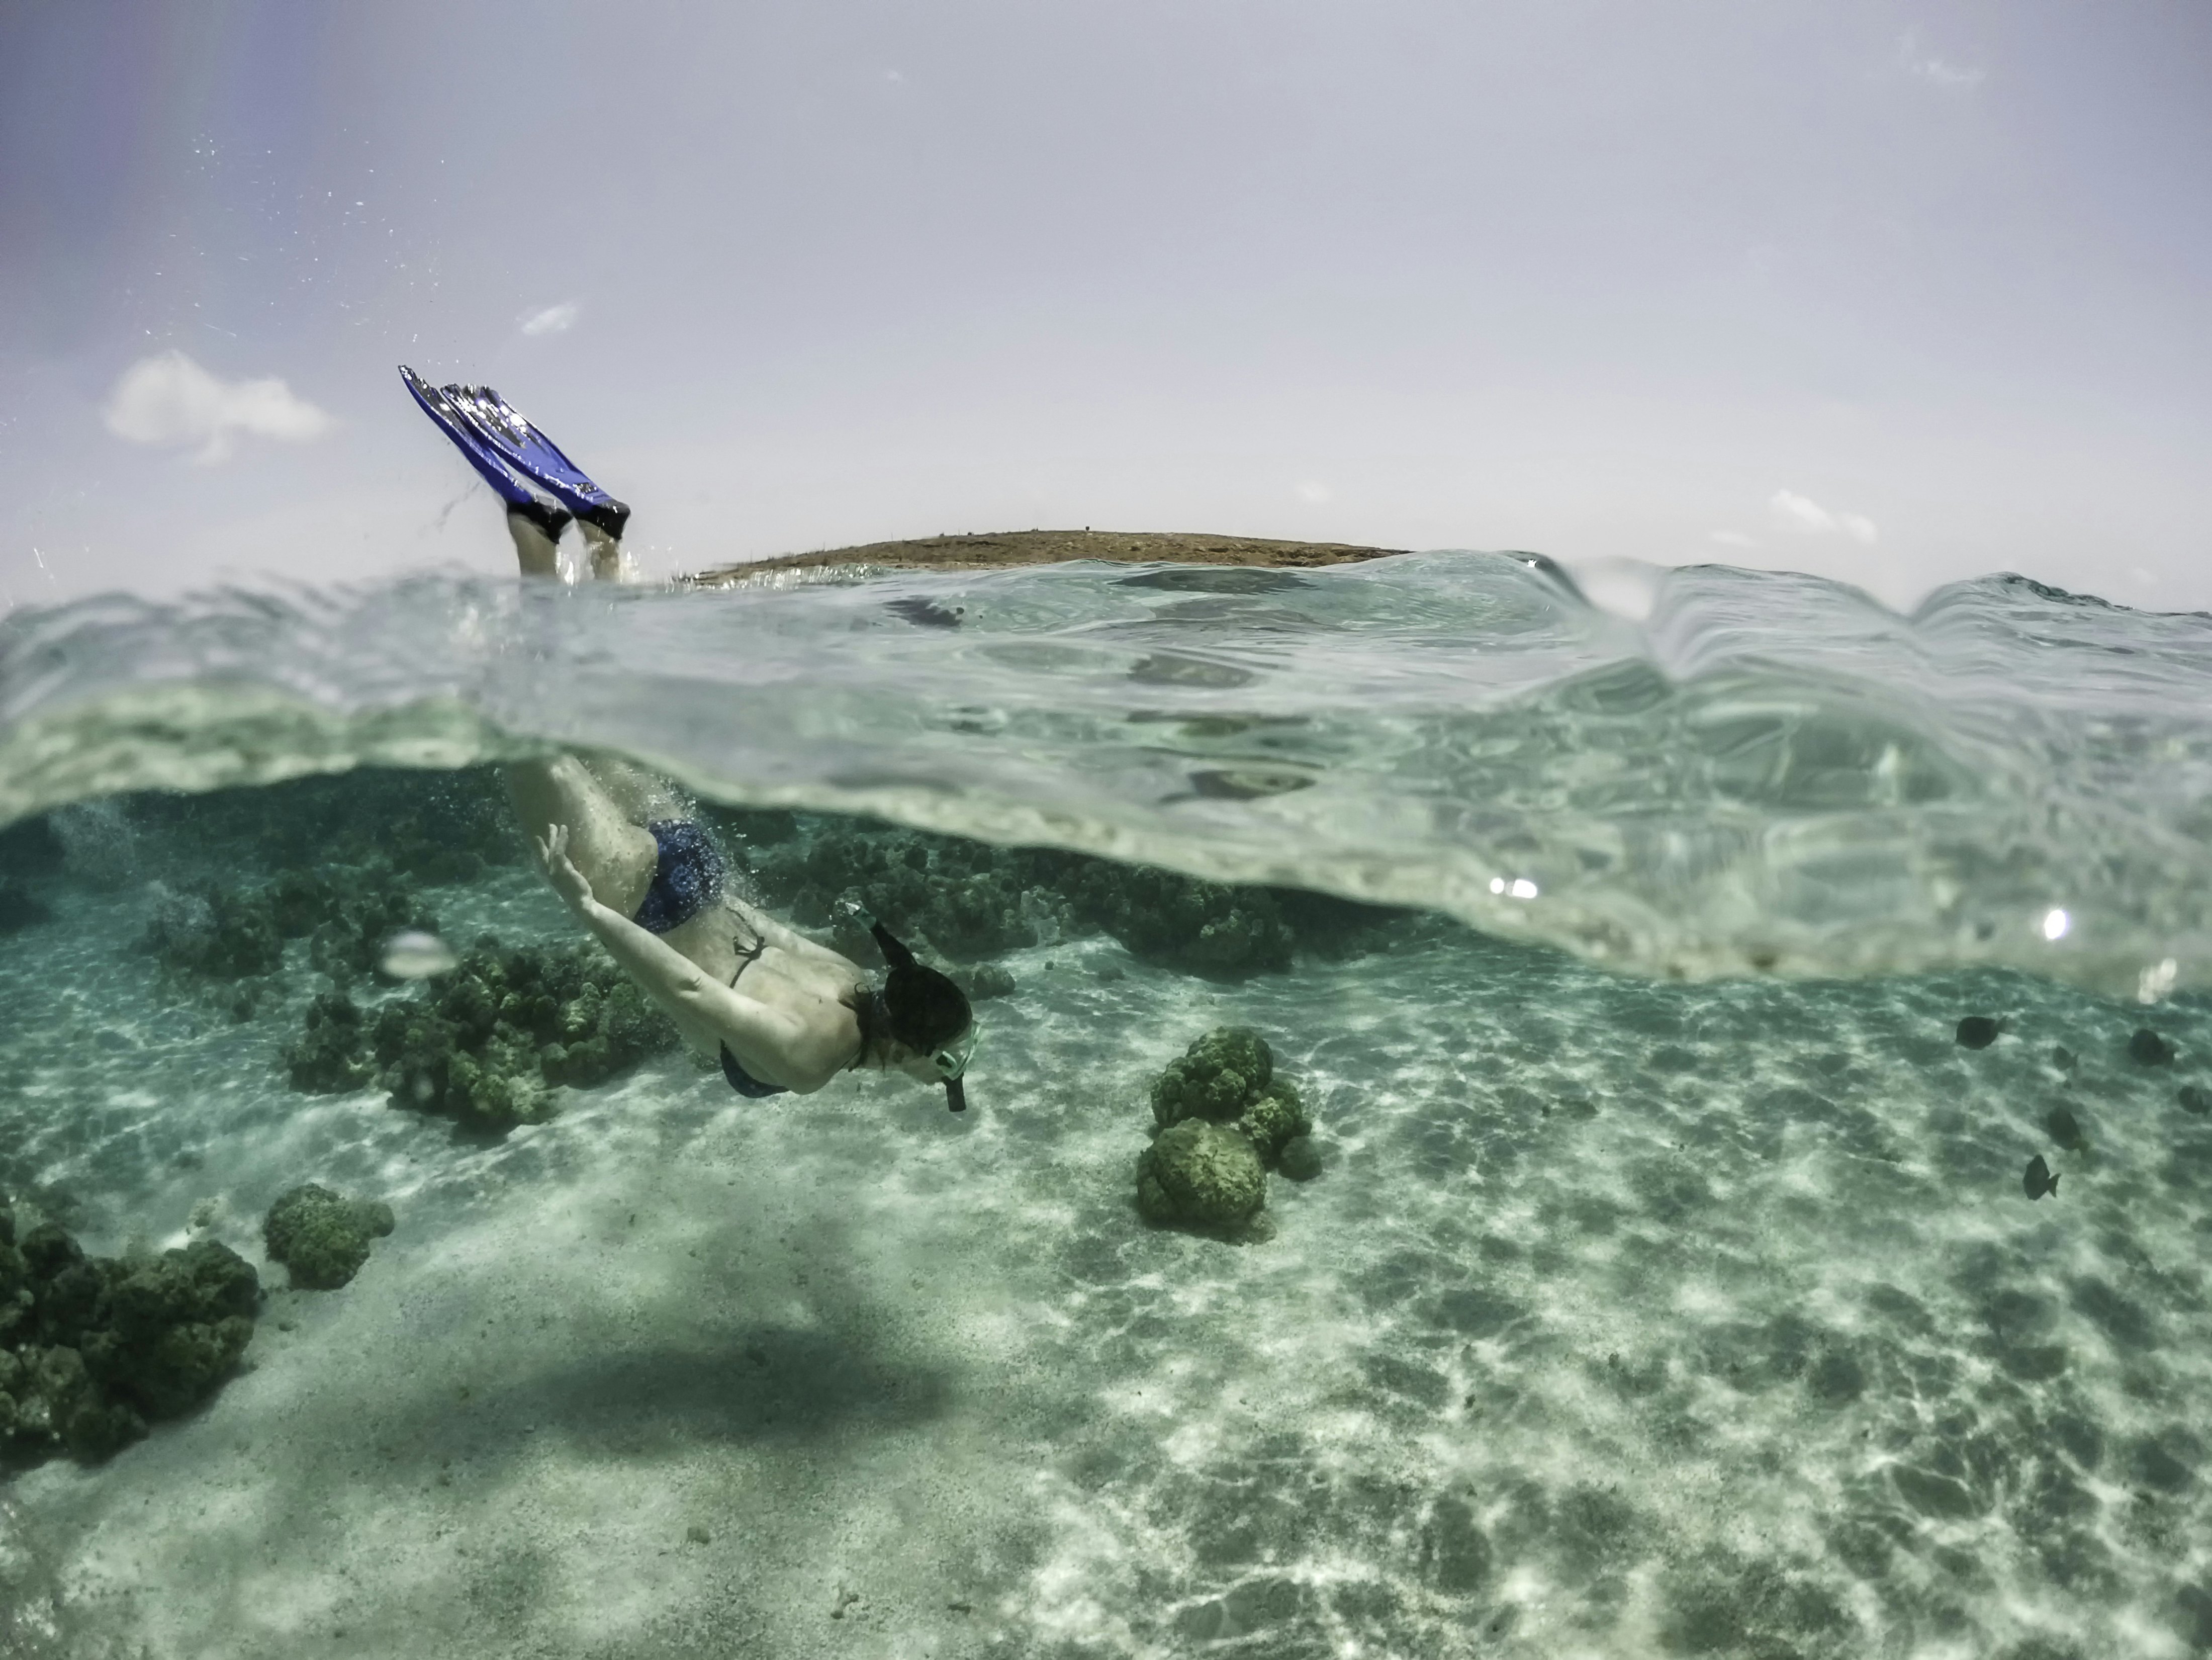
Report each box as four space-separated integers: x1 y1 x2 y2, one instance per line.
3 554 2210 1658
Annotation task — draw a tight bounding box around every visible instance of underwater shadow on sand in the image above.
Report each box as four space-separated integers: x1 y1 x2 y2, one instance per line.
440 1325 957 1457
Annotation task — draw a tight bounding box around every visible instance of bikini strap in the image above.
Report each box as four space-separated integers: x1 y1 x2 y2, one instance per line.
726 910 769 988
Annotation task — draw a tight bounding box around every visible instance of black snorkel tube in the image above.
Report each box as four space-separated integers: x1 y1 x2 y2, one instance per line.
870 919 976 1113
869 918 908 962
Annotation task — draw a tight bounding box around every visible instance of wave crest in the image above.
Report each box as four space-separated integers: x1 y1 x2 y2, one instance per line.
5 555 2209 997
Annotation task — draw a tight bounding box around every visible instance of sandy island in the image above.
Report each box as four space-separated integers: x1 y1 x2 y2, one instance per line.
687 528 1406 583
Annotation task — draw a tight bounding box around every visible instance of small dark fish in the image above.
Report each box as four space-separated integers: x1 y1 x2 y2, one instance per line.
2023 1155 2060 1200
1129 653 1255 689
885 596 964 629
2045 1105 2085 1151
2179 1086 2211 1116
1956 1016 2004 1050
1188 766 1317 801
2050 1044 2077 1073
2129 1027 2175 1066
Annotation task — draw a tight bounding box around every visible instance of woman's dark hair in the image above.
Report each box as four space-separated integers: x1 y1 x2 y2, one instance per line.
872 922 972 1052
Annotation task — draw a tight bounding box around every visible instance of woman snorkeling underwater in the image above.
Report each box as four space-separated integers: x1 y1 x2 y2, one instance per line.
400 367 977 1111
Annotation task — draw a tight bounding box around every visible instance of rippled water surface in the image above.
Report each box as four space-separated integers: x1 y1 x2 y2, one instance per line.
3 554 2211 1658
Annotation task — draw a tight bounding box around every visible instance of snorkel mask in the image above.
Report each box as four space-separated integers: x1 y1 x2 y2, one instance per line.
932 1024 978 1113
868 916 978 1113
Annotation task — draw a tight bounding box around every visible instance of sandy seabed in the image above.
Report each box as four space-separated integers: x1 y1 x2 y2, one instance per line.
5 856 2212 1660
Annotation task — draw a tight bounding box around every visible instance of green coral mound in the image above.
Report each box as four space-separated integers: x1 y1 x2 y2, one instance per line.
1152 1026 1274 1127
0 1201 260 1465
1057 865 1297 974
141 883 284 978
286 937 683 1130
286 990 376 1092
736 814 1060 963
1237 1076 1311 1164
143 856 441 990
142 858 444 1027
1135 1027 1319 1235
1136 1120 1267 1230
297 861 443 985
262 1184 396 1290
1148 1027 1312 1162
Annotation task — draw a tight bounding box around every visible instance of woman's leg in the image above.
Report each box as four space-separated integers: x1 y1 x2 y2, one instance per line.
505 508 564 578
475 407 648 901
580 753 685 822
505 756 658 918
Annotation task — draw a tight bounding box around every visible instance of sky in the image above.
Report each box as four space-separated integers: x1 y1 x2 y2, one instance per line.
2 0 2208 614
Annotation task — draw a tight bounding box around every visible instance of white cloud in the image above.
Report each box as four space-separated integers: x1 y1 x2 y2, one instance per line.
1769 490 1832 533
1769 489 1878 545
1296 480 1333 503
1900 30 1985 90
519 301 580 336
1708 530 1755 549
103 351 332 464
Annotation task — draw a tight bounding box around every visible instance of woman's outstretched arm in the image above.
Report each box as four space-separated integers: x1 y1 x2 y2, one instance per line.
536 825 847 1090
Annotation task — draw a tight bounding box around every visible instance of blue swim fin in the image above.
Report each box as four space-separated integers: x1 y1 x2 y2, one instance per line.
444 384 631 542
399 366 574 543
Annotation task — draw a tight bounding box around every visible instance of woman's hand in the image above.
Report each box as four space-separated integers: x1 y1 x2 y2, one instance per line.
536 823 595 914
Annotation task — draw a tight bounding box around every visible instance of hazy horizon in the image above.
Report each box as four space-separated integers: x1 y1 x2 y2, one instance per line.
4 1 2207 614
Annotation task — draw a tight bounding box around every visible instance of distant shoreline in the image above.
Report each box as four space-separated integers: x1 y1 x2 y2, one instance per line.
686 528 1407 584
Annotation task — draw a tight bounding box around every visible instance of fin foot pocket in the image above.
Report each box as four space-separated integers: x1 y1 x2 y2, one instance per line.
510 501 574 540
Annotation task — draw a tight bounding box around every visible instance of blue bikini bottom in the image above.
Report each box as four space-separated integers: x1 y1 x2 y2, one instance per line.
631 820 725 935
